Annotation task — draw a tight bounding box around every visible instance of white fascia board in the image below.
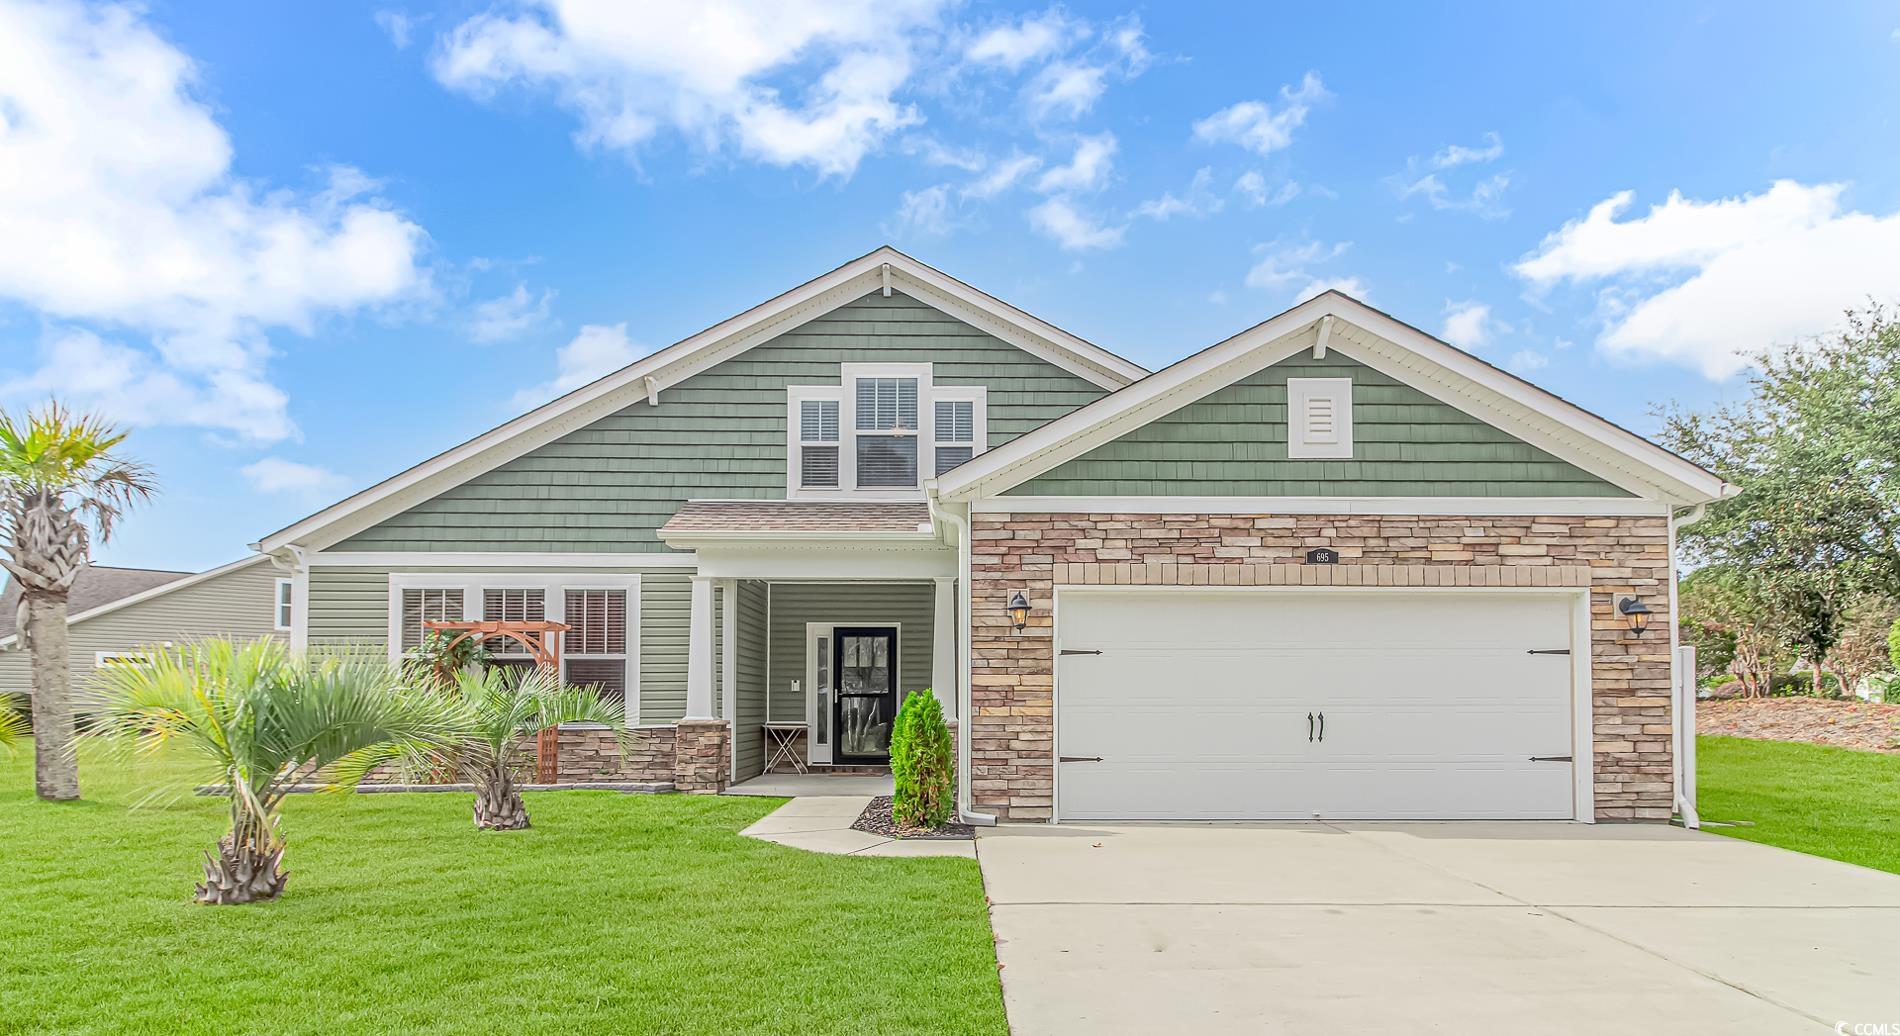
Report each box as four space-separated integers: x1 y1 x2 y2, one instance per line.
256 247 1144 555
309 551 698 569
0 554 272 650
973 496 1672 516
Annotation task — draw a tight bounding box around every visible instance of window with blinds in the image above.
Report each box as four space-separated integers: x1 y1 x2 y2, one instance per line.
482 589 546 657
799 398 840 489
856 378 919 487
563 589 628 705
934 399 975 476
400 588 464 652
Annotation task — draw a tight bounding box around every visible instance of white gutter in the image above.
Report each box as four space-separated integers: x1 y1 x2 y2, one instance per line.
927 487 996 826
1669 501 1711 829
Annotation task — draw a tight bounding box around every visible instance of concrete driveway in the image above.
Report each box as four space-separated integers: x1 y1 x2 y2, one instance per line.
976 822 1900 1034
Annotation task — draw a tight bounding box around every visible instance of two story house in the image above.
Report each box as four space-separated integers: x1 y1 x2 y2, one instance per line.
255 248 1731 823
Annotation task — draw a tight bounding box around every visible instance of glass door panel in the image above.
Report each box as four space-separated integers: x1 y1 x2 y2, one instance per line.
832 628 896 763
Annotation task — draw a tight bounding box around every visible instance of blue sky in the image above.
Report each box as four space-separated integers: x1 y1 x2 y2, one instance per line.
3 0 1899 570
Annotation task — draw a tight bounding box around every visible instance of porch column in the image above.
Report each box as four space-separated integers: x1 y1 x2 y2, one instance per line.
931 575 958 721
684 574 716 720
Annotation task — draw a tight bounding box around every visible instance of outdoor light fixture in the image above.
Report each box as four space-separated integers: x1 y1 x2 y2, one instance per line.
1007 591 1030 633
1617 595 1653 637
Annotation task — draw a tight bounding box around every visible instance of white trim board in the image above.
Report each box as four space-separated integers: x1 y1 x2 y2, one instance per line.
974 496 1671 517
936 291 1734 507
0 555 272 651
309 551 698 569
255 247 1144 556
1048 584 1595 824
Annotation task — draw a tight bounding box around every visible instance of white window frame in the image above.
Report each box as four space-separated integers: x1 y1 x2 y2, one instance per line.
386 573 642 724
785 364 989 498
930 385 988 479
274 577 294 632
787 385 845 496
1286 377 1354 459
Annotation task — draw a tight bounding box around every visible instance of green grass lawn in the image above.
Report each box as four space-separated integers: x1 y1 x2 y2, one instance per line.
1697 735 1900 875
0 742 1007 1035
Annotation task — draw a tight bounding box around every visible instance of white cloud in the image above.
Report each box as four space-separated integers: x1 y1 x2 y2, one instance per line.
1132 167 1222 221
0 0 429 443
1192 73 1328 157
964 9 1078 70
374 9 419 49
1395 133 1510 219
469 283 555 343
1515 180 1900 378
433 0 949 179
891 184 955 235
1036 133 1116 193
1293 276 1367 304
1027 197 1125 251
1244 239 1350 294
512 323 643 408
901 136 985 171
1430 131 1503 169
1440 300 1494 350
962 152 1041 200
242 457 350 496
1018 15 1147 122
1505 349 1549 373
1233 172 1302 209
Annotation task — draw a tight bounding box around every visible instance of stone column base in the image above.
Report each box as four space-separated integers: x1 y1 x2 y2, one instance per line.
674 719 731 793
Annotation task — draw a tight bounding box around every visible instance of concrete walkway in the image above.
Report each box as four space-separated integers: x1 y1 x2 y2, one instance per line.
733 784 975 858
978 821 1900 1035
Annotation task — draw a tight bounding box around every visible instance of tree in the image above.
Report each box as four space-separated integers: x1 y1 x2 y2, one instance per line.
91 638 461 904
0 403 155 801
1677 567 1794 697
345 664 628 830
889 689 953 830
1825 597 1900 698
0 700 23 754
1659 306 1900 693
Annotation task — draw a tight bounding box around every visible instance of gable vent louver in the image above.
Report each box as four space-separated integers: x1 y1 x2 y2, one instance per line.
1287 377 1353 459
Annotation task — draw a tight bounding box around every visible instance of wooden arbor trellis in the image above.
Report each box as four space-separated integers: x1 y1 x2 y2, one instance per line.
422 619 573 782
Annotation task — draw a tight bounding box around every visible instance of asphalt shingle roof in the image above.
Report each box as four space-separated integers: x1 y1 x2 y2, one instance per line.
659 500 934 537
0 565 190 639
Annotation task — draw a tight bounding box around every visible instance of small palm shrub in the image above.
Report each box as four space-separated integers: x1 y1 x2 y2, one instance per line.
889 689 953 830
0 699 23 753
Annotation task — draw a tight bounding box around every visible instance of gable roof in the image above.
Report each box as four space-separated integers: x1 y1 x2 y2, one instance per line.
256 247 1146 555
0 555 270 650
0 565 190 639
934 291 1735 507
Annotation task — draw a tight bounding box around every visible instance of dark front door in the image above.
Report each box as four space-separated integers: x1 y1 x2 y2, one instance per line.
833 627 898 764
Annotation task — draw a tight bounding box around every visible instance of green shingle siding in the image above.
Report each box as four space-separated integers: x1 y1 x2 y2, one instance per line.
337 291 1107 552
1008 352 1629 497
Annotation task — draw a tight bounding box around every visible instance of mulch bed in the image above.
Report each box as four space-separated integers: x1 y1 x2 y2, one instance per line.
850 796 975 840
1697 697 1900 753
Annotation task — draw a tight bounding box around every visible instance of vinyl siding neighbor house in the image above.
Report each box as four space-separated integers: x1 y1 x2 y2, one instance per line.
257 247 1732 824
0 556 289 707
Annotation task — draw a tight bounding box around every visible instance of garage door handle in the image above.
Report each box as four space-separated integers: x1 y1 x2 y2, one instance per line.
1307 712 1314 742
1059 756 1103 763
1317 711 1324 742
1529 755 1572 762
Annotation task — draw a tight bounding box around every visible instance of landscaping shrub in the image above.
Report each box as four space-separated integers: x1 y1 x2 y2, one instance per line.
889 689 953 830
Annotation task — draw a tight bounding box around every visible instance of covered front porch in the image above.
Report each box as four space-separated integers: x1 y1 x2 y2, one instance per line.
660 500 963 793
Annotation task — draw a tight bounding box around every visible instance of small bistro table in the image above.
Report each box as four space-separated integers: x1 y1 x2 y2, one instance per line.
762 722 809 775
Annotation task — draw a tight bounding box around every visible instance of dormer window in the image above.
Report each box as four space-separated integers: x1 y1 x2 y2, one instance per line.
1286 377 1353 459
786 364 986 497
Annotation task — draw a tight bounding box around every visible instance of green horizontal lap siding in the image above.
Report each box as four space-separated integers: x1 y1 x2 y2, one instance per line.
305 566 692 726
336 291 1108 553
765 583 935 726
733 580 769 779
1009 352 1630 497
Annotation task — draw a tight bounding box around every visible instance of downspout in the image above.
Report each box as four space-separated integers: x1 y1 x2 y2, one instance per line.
1670 501 1710 829
928 487 997 826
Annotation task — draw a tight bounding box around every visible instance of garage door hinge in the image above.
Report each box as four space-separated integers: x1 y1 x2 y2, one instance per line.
1059 648 1103 656
1526 648 1571 655
1529 755 1573 762
1059 756 1104 763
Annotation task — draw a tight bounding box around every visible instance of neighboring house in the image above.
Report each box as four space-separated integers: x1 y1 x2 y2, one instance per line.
255 247 1732 823
0 556 291 705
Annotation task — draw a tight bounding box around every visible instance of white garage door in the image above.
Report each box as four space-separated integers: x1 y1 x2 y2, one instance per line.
1055 590 1580 821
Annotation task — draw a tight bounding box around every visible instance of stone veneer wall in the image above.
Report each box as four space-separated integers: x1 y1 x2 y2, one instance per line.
969 512 1673 822
554 726 677 784
674 719 731 792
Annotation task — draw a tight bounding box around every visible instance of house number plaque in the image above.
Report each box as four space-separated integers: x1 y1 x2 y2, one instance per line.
1305 547 1339 564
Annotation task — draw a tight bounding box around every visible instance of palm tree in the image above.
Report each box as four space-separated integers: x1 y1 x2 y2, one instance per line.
0 403 155 801
0 701 23 754
347 664 629 830
91 638 462 905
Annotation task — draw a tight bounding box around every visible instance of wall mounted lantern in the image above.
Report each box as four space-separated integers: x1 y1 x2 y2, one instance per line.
1616 595 1652 637
1007 591 1030 633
